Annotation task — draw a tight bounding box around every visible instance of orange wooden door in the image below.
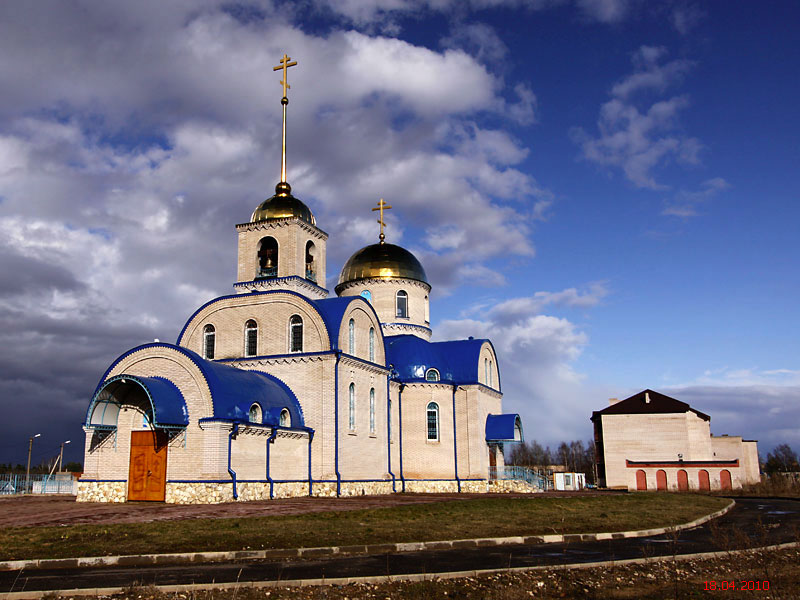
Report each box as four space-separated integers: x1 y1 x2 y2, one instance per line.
656 470 667 491
128 431 167 501
677 469 688 491
720 469 732 490
635 469 647 491
698 469 710 491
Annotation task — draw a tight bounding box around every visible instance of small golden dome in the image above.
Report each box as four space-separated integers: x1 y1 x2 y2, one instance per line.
336 242 428 292
251 182 315 225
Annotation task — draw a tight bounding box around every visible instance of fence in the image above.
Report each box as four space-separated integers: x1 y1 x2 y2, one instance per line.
488 465 551 491
0 473 77 495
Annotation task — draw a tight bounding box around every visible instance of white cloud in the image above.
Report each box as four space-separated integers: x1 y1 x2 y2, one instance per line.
662 177 730 217
576 0 630 23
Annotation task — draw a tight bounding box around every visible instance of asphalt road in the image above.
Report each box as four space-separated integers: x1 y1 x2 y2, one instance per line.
2 497 798 594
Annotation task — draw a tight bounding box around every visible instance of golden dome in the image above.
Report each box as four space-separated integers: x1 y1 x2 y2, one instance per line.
251 182 315 225
336 242 428 292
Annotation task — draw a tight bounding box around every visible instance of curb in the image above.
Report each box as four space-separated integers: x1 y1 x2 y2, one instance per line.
0 500 734 573
5 537 797 600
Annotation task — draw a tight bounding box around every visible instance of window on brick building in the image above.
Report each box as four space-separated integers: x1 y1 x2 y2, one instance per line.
369 388 375 433
279 408 290 427
396 290 408 318
349 383 356 430
369 327 375 362
348 318 355 354
290 315 303 352
203 324 216 359
425 368 440 382
244 319 257 357
427 402 439 441
249 403 261 423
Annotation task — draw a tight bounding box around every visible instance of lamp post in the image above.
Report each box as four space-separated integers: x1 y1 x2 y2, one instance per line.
26 433 41 493
58 440 71 472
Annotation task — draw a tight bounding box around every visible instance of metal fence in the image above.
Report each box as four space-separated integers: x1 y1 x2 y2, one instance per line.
0 473 77 495
489 465 551 491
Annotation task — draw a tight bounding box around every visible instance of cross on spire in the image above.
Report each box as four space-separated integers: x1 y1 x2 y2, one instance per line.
372 198 392 244
273 53 297 100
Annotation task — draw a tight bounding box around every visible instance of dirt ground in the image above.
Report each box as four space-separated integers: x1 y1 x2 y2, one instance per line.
0 491 608 528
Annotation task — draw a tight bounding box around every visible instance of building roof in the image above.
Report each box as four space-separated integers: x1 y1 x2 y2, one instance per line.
312 295 376 351
336 242 428 292
89 343 305 429
250 182 315 225
485 414 523 442
384 334 500 390
87 374 189 428
591 389 710 422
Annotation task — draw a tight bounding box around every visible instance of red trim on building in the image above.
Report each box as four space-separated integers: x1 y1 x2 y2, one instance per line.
625 459 739 468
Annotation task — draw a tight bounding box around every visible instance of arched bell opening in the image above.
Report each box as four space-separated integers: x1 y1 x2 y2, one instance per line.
257 236 279 279
305 240 317 282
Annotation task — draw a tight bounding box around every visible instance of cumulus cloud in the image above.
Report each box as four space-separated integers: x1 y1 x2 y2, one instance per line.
662 177 730 217
572 45 706 190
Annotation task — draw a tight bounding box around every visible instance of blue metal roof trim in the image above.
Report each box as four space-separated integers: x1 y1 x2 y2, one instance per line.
176 289 332 349
86 374 189 427
485 414 522 442
384 335 501 391
233 275 328 296
313 295 380 351
89 342 304 427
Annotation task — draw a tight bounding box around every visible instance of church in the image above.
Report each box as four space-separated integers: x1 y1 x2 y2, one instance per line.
78 56 524 503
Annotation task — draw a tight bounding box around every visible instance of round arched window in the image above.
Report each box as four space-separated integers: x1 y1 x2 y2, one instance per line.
249 403 262 423
279 408 290 427
425 368 440 382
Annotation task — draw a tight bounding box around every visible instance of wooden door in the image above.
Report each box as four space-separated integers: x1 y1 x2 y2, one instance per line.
488 445 497 480
635 469 647 491
698 470 710 491
656 470 667 491
720 469 732 490
677 469 688 491
128 431 168 501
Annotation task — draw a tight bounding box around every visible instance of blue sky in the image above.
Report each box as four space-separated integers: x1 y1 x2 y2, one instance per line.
0 1 797 467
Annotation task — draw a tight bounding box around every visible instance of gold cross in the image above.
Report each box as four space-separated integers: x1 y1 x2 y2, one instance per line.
372 198 392 243
273 53 298 99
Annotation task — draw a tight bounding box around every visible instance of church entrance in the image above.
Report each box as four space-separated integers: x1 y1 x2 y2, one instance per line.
128 430 168 501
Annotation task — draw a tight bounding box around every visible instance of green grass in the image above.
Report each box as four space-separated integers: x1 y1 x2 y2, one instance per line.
0 493 729 561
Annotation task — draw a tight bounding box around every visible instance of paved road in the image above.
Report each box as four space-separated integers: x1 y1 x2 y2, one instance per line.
2 497 798 594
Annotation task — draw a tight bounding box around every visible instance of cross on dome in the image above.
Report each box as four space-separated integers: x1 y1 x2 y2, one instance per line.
372 198 392 244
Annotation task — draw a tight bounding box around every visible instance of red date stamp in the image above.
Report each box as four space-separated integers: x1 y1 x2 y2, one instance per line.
704 580 769 591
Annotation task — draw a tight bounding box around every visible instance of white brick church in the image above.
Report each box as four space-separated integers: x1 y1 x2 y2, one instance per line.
78 58 523 503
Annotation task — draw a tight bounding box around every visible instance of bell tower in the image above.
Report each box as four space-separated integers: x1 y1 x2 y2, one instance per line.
234 54 328 299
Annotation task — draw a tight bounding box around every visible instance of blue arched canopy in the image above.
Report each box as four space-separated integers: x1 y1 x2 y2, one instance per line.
87 375 188 428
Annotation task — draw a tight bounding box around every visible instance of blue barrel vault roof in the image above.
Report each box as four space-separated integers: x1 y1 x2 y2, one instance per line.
384 334 501 390
87 374 189 428
485 414 523 443
88 342 305 429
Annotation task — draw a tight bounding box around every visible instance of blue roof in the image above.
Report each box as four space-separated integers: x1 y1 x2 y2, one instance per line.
88 374 189 427
89 343 305 429
485 414 523 442
384 335 500 390
312 296 373 350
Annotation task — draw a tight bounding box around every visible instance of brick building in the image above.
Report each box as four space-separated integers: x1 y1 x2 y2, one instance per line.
78 76 523 503
591 389 760 492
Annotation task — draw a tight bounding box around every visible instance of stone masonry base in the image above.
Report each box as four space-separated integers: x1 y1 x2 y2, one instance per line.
77 478 540 504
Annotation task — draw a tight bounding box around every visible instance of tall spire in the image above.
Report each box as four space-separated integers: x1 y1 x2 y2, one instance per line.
272 53 298 196
371 198 392 244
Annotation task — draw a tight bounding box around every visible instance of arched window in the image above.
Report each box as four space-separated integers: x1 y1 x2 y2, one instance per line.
249 403 261 423
256 236 278 279
279 408 290 427
484 358 488 384
369 388 375 434
244 319 257 357
489 360 493 388
424 295 429 323
348 318 355 354
203 324 216 360
349 383 356 430
425 368 440 382
290 315 303 353
369 327 375 362
360 289 372 303
305 240 316 282
396 290 408 318
426 402 439 441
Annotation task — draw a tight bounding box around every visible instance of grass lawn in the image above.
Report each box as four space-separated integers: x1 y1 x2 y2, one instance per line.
0 493 729 561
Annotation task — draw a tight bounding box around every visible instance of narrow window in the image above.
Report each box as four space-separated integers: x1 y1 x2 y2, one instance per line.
369 327 375 362
279 408 290 427
305 240 316 282
484 358 488 385
256 236 278 279
489 360 493 387
349 383 356 430
426 402 439 441
424 295 429 323
290 315 303 352
388 398 392 441
348 318 355 354
396 290 408 318
369 388 375 434
360 289 372 303
244 319 257 357
425 368 440 382
203 324 216 360
249 403 261 423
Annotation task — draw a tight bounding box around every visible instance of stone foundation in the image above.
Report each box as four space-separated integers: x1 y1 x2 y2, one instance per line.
77 481 127 502
78 477 540 503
